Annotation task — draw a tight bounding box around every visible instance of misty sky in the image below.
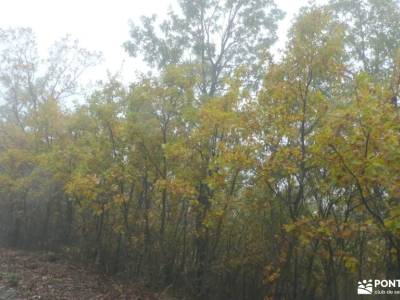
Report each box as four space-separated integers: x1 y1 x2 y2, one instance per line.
0 0 327 83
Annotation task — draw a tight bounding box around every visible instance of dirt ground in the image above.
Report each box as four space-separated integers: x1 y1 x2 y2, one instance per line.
0 248 163 300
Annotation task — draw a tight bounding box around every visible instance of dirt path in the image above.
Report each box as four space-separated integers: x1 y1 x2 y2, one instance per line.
0 248 162 300
0 284 21 300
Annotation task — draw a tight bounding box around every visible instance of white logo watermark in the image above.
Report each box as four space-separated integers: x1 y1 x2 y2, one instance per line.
357 279 400 295
358 280 373 294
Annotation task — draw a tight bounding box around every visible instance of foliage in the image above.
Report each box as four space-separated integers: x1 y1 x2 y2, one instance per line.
1 1 400 299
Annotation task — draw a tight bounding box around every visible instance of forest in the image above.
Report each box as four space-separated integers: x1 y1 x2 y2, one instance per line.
1 0 400 299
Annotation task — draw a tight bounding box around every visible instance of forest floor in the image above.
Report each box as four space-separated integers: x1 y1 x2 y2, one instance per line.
0 247 165 300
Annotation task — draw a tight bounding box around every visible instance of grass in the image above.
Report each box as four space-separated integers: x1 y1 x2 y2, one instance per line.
0 272 19 287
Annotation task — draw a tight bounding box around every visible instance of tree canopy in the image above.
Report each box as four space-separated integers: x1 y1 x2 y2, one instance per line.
1 1 400 299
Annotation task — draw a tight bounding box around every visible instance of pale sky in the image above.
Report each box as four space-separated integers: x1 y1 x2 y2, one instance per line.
0 0 326 84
